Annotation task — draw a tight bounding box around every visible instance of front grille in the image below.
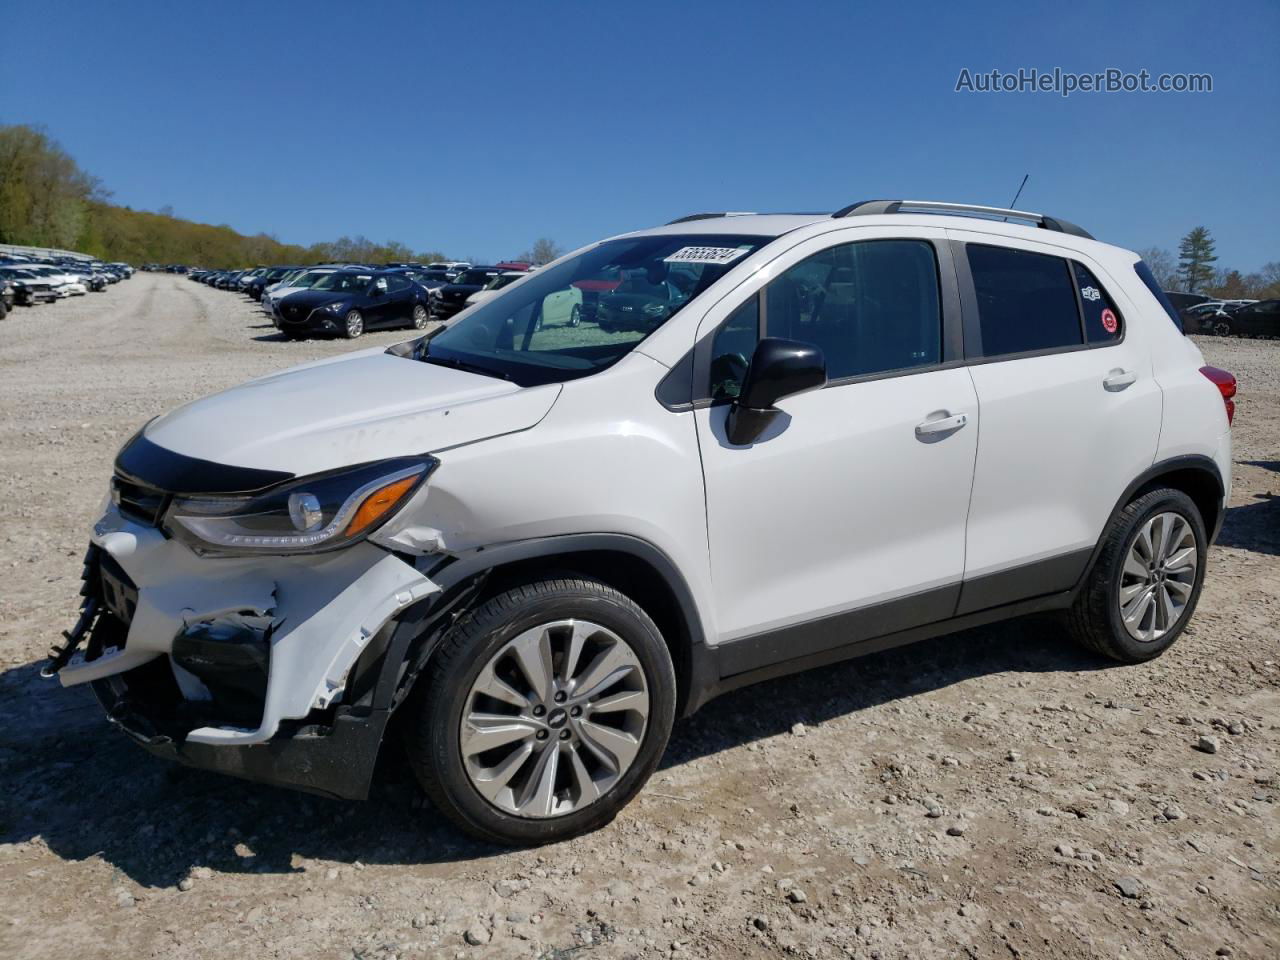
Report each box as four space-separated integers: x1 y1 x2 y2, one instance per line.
112 475 169 527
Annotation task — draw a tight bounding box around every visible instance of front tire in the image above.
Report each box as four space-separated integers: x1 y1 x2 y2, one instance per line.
1213 319 1232 337
568 303 582 327
343 309 364 338
411 304 429 329
1065 487 1206 662
404 577 676 846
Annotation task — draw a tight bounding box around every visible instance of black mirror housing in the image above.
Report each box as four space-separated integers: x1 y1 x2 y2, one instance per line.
727 338 827 445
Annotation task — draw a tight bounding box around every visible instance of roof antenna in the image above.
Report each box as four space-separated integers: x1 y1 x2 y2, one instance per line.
1006 174 1029 215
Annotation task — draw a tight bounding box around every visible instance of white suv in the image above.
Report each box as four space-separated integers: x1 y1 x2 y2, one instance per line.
51 200 1236 846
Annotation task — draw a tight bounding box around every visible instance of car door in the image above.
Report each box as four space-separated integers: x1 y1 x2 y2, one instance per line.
692 227 978 670
363 276 392 327
383 274 414 326
948 232 1163 612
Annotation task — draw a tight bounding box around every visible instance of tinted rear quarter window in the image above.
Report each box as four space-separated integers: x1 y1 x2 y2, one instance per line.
967 244 1082 357
1072 262 1123 344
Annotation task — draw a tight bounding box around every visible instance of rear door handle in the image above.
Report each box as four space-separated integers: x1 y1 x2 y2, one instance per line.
915 412 968 439
1103 369 1138 391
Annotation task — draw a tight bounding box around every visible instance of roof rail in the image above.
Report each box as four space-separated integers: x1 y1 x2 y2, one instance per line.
831 200 1094 240
666 211 757 224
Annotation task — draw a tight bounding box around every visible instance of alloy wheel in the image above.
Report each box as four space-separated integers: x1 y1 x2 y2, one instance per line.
460 619 650 819
413 304 429 329
568 304 582 327
345 310 364 337
1119 511 1198 642
1213 320 1231 337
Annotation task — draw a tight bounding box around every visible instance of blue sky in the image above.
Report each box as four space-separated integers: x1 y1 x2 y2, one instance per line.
2 0 1276 269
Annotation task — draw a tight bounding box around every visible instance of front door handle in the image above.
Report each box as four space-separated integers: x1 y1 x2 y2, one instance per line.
915 412 968 440
1103 369 1138 391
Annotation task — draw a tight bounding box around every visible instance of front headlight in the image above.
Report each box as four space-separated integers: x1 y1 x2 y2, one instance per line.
163 456 437 556
324 301 348 314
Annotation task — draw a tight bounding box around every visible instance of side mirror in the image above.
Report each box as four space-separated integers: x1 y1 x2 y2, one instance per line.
726 338 827 445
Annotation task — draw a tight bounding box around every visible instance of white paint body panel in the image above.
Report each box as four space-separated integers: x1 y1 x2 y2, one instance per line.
946 230 1164 576
695 367 978 639
144 351 561 477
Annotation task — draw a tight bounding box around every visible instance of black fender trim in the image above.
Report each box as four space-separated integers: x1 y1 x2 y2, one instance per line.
377 534 716 718
1078 454 1225 582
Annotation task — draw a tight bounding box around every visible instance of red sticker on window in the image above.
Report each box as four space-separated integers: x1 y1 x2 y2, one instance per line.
1101 308 1118 334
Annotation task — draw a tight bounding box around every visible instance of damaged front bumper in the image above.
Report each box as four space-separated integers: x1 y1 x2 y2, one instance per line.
51 502 445 799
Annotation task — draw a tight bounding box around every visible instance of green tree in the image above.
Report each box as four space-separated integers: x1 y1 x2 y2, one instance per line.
1176 227 1217 294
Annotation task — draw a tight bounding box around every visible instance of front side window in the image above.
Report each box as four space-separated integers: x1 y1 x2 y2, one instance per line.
423 234 771 386
708 238 942 397
386 275 410 292
967 244 1082 357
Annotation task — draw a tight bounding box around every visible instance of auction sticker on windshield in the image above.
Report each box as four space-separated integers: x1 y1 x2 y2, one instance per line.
663 246 753 266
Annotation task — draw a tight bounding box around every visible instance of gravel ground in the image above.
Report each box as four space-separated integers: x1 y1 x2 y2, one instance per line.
0 274 1276 960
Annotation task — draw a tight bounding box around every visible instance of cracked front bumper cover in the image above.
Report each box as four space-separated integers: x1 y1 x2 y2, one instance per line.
92 669 390 800
61 502 439 747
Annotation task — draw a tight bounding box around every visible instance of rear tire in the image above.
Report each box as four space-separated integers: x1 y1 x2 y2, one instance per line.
1065 487 1206 662
404 577 676 846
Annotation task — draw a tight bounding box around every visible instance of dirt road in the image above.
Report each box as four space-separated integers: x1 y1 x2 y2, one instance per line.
1 273 1276 959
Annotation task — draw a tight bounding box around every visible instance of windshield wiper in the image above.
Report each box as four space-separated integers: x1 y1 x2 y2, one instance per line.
419 347 511 381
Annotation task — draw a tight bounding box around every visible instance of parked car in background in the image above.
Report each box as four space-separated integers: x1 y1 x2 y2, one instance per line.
430 266 504 319
0 281 11 319
273 268 432 338
1215 298 1280 338
428 261 471 280
262 267 341 319
1163 291 1210 313
465 270 527 308
0 267 59 305
1181 301 1234 335
246 266 299 301
465 271 584 327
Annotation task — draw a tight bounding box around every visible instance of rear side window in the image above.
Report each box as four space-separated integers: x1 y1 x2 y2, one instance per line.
967 244 1082 357
1072 263 1123 343
1133 260 1184 332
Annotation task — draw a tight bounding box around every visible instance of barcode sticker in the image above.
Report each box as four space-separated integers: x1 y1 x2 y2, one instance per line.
663 246 752 266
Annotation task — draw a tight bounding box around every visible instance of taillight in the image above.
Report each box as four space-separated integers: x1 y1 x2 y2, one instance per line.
1199 366 1236 425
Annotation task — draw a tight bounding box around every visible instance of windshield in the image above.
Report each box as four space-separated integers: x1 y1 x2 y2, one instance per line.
455 269 495 285
313 272 372 292
485 273 523 291
290 271 329 287
420 233 771 386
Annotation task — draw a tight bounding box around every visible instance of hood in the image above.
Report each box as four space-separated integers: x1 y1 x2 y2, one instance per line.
143 350 561 477
280 288 355 309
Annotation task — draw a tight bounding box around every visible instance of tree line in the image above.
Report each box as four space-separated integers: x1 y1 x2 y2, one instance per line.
0 125 460 268
1140 226 1279 300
